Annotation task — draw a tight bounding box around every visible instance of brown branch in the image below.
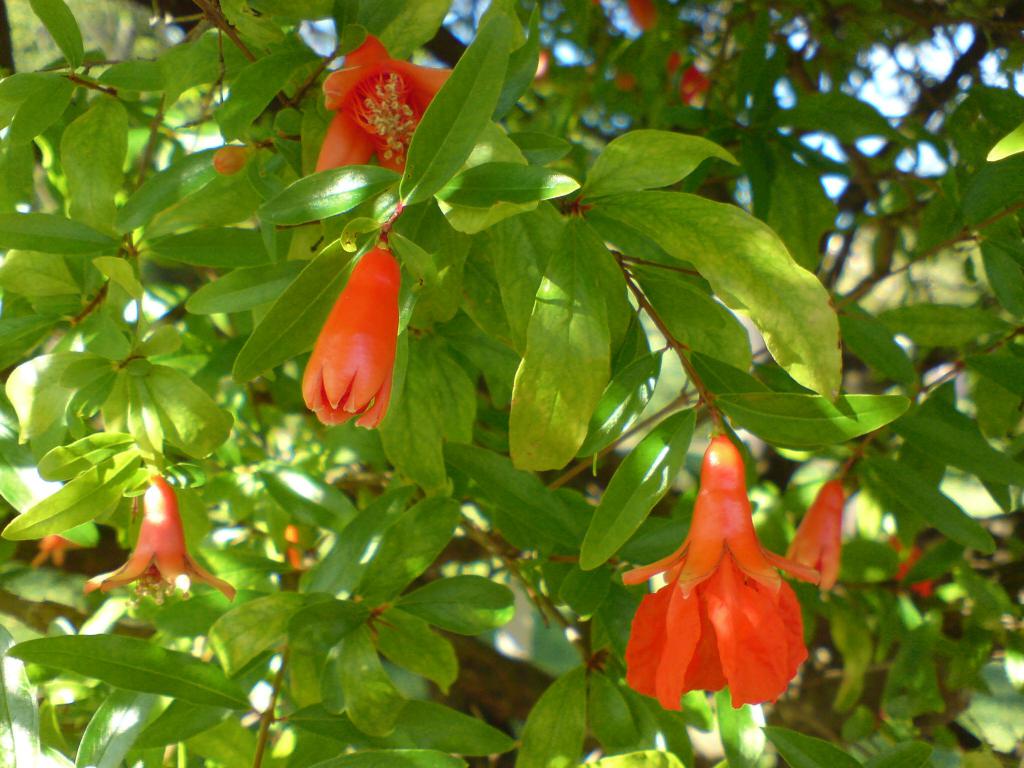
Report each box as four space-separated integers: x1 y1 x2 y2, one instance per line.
66 73 118 96
252 647 288 768
70 282 109 326
192 0 256 62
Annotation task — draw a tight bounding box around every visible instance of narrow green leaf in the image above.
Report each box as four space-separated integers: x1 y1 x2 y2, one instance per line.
37 432 135 482
397 575 514 635
965 353 1024 398
75 690 157 768
232 240 352 382
492 7 540 120
400 14 514 205
259 166 399 225
716 694 765 768
861 458 996 553
510 218 611 470
508 131 571 165
5 74 73 145
878 304 1011 348
288 599 370 651
864 742 932 768
962 154 1024 224
2 450 140 540
591 753 684 768
209 593 308 676
588 674 640 752
0 213 118 254
146 228 269 268
186 261 304 315
261 467 358 529
93 257 143 300
585 130 737 198
840 311 916 387
598 191 841 398
355 497 461 604
309 749 466 768
764 726 862 768
376 609 458 694
60 97 128 234
578 351 662 457
580 409 695 569
145 365 233 458
514 667 586 768
437 162 579 207
9 635 249 709
0 626 40 768
717 392 909 447
134 701 227 749
28 0 84 67
117 150 218 233
338 625 405 737
214 47 316 141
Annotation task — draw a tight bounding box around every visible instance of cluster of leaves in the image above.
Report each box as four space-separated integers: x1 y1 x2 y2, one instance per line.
0 2 1022 768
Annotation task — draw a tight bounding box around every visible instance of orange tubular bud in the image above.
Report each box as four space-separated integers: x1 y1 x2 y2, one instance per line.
624 436 818 709
787 480 845 590
628 0 657 31
316 34 450 173
213 145 250 175
302 247 400 429
85 477 235 602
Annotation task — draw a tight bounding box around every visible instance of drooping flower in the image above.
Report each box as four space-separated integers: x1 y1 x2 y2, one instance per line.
302 247 400 428
85 476 235 602
213 145 250 175
787 480 845 590
31 535 77 568
627 0 657 31
316 34 450 173
624 436 819 709
679 65 710 106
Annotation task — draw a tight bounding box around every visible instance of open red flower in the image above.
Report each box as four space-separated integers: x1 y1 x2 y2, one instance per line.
787 480 845 590
85 477 235 602
302 247 399 428
316 34 450 173
624 436 819 708
680 65 710 106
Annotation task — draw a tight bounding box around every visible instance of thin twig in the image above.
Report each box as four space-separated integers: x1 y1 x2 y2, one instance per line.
66 72 118 96
70 282 109 326
252 648 289 768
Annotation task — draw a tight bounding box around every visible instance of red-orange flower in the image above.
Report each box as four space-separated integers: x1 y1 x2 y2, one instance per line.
302 247 399 428
787 480 845 590
31 535 77 568
680 65 710 105
624 436 819 709
627 0 657 31
316 35 450 173
85 476 235 602
890 537 935 597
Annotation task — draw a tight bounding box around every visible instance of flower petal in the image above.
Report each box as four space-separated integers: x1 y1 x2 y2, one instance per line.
346 34 390 68
625 584 672 699
184 555 237 600
316 110 375 172
391 61 450 109
654 583 702 710
355 366 393 428
84 554 153 593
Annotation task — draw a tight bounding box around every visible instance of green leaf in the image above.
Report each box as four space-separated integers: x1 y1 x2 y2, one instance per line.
444 443 579 548
209 593 308 676
146 228 269 268
0 251 79 297
9 636 249 709
134 701 227 749
0 213 118 254
864 742 932 768
965 353 1024 398
988 120 1024 162
28 0 83 67
510 218 611 470
982 240 1024 317
2 450 140 540
363 0 450 59
379 337 476 492
765 146 837 271
337 625 404 737
839 311 916 387
144 365 233 458
37 432 135 482
437 162 579 207
259 166 400 225
580 409 695 569
763 726 863 768
508 132 571 165
232 240 351 381
1 74 73 145
775 91 898 143
215 47 316 141
92 257 143 300
376 609 457 694
597 191 841 398
289 598 369 652
0 626 40 768
878 304 1012 348
717 392 909 447
186 260 304 315
355 497 461 604
591 753 684 768
860 458 995 553
584 130 737 198
400 14 514 205
117 150 218 234
492 7 540 120
397 575 515 635
98 60 164 92
578 351 662 457
261 467 357 529
962 154 1024 225
60 97 127 234
5 352 93 441
716 694 765 768
892 398 1024 487
588 674 640 752
74 690 157 768
514 667 586 768
634 266 751 371
307 749 465 768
